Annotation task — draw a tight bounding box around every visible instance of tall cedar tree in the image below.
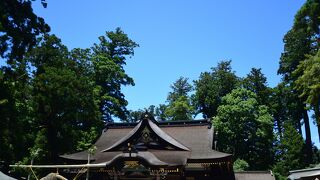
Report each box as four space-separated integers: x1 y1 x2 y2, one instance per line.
270 83 304 136
29 35 103 163
0 66 34 164
278 0 320 163
294 51 320 143
242 68 271 106
194 60 238 118
0 0 50 64
165 77 194 120
92 27 138 122
273 123 306 178
0 0 49 165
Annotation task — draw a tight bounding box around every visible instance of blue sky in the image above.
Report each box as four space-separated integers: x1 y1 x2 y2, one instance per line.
32 0 305 108
31 0 319 145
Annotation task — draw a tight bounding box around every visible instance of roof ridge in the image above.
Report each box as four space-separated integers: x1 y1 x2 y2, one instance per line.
105 119 211 129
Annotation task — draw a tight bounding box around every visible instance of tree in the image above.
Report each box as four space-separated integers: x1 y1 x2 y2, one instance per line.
270 83 303 136
278 0 320 79
270 82 315 171
155 104 168 121
91 27 139 122
167 76 193 102
165 96 194 121
273 123 306 178
233 159 249 172
194 60 239 118
127 104 169 122
0 67 34 164
165 77 194 121
242 68 271 106
0 0 50 63
128 105 157 123
213 88 273 170
128 109 145 123
0 0 50 165
294 50 320 143
29 35 102 163
277 0 320 163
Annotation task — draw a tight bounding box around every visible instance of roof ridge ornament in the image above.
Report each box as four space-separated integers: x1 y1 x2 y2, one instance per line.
140 111 157 124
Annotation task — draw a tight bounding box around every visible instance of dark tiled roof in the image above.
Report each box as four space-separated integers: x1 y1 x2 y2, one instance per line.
162 124 229 160
0 171 17 180
61 119 231 166
235 171 275 180
288 167 320 180
102 119 190 152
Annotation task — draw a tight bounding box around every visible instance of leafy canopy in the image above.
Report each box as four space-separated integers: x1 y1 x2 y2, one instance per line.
213 88 273 170
0 0 50 63
165 77 194 121
194 60 238 118
92 27 139 122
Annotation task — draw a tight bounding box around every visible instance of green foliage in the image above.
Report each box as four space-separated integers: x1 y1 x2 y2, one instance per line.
28 35 102 162
233 159 249 172
165 77 194 121
270 83 304 134
165 96 194 121
0 64 34 164
0 26 137 165
213 88 273 170
0 0 50 62
273 123 306 177
88 145 97 155
92 27 138 122
277 0 320 163
155 104 168 121
128 109 145 123
278 0 320 80
167 77 193 103
294 50 320 113
128 105 157 122
242 68 271 106
194 60 239 118
273 173 287 180
294 50 320 138
76 128 100 151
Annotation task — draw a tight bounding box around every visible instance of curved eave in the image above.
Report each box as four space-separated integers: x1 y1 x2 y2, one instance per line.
101 119 190 152
148 120 190 151
60 151 94 161
101 120 143 152
187 152 233 163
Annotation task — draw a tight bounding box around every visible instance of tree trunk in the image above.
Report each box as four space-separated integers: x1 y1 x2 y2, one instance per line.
276 116 282 137
297 119 302 135
47 116 58 163
302 106 313 164
315 102 320 144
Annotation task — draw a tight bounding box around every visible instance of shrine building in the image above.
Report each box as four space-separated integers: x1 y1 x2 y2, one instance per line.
61 113 235 180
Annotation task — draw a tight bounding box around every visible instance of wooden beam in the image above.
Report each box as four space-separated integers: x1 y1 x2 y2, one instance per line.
10 163 106 169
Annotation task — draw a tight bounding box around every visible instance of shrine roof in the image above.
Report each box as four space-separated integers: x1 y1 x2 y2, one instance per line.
61 117 231 166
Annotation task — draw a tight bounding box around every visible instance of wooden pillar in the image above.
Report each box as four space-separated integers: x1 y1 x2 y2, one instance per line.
180 168 186 180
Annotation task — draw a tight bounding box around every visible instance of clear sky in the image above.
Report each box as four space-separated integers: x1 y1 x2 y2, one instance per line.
32 0 319 144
